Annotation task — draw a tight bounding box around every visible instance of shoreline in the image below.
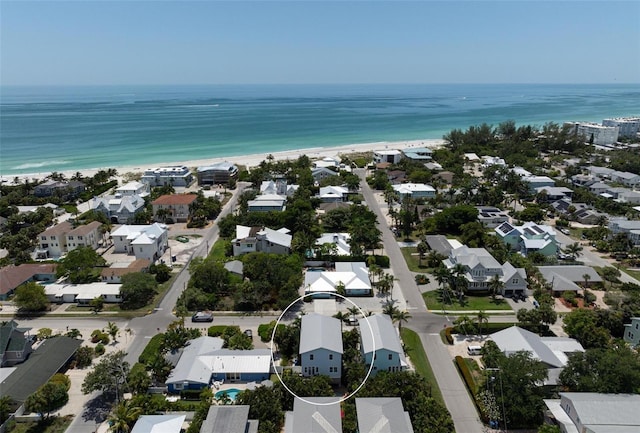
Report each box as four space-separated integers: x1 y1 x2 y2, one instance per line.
3 138 446 185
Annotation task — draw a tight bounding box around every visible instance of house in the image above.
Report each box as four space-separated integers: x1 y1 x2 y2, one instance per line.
624 317 640 347
586 165 615 178
16 203 63 216
424 235 453 256
315 233 351 256
299 314 343 382
304 262 372 298
443 245 527 296
101 259 151 284
141 166 193 187
0 263 57 300
111 223 169 262
537 266 602 293
90 194 146 223
34 180 85 199
570 173 598 187
260 179 298 197
66 221 102 252
284 397 342 433
200 406 259 433
152 194 198 223
1 336 81 408
165 337 271 392
37 221 73 258
374 149 403 164
197 162 238 186
232 225 292 256
490 326 584 385
358 314 408 375
608 217 640 246
386 170 407 185
434 170 455 184
476 206 510 228
522 175 555 192
313 156 342 169
247 194 287 212
131 415 186 433
0 320 33 367
616 190 640 204
424 161 443 171
534 186 573 202
495 221 558 257
610 170 640 187
317 186 349 202
116 181 150 197
402 147 432 161
544 393 640 433
311 167 339 183
44 282 123 304
481 156 506 168
392 183 436 200
356 398 414 433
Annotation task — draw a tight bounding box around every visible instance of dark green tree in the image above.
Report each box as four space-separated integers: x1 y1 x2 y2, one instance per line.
120 272 158 310
14 281 49 311
56 246 106 283
25 381 69 419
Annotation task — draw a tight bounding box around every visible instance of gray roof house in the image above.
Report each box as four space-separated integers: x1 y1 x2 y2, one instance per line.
284 397 342 433
232 225 292 256
358 314 408 375
544 392 640 433
0 320 33 367
131 415 186 433
623 317 640 347
537 266 602 292
200 405 258 433
356 398 414 433
300 314 343 382
490 326 584 385
90 194 146 224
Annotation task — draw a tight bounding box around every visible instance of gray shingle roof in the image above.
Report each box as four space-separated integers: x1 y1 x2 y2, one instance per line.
299 314 343 355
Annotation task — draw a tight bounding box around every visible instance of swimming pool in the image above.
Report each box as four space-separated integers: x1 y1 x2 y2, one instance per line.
215 388 241 401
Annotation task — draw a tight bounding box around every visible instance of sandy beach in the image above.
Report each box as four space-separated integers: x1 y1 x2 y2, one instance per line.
5 138 445 185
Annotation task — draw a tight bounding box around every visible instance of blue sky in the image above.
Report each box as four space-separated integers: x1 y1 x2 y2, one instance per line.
1 1 639 85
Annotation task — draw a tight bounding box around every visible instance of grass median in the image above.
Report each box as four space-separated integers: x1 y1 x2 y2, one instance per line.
400 328 445 405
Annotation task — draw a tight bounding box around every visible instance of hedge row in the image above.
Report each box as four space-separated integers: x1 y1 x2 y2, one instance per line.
455 355 479 395
207 325 240 337
444 327 454 344
139 334 164 365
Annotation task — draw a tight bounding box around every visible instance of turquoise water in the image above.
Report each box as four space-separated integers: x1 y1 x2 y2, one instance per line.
1 84 638 175
215 388 241 401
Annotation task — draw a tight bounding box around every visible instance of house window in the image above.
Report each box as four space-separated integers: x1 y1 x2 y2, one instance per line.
174 383 183 390
78 236 83 240
310 354 314 360
69 236 74 240
388 354 393 360
513 279 519 284
329 354 333 360
41 236 46 240
140 248 143 252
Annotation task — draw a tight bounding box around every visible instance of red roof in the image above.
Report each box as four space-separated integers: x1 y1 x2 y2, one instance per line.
151 194 198 206
0 264 58 295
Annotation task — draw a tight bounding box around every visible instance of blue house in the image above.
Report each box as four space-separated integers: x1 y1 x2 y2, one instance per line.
165 337 271 393
299 314 343 383
358 314 408 375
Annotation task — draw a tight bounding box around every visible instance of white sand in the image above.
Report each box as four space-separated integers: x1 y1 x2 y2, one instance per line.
4 138 445 185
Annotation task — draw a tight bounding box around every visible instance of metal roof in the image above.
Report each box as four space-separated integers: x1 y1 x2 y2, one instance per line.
299 314 343 354
284 397 342 433
356 398 414 433
358 314 403 355
490 326 568 368
560 393 640 429
131 415 185 433
200 405 257 433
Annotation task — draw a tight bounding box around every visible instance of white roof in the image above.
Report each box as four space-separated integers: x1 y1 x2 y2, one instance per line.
319 186 349 196
117 181 147 192
305 263 371 294
257 227 292 248
131 415 185 433
358 314 403 355
207 349 272 374
44 282 121 300
111 223 167 240
299 313 343 354
392 183 435 195
375 149 402 155
559 392 640 428
316 233 351 256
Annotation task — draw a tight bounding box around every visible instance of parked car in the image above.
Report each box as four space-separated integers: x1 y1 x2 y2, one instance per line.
243 329 253 338
191 311 214 322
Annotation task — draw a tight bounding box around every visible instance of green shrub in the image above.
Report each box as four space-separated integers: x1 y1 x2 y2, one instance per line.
75 346 94 368
208 325 235 337
583 289 597 305
455 356 478 395
373 255 390 268
445 327 454 345
180 389 204 400
562 291 578 307
139 334 165 365
95 343 105 356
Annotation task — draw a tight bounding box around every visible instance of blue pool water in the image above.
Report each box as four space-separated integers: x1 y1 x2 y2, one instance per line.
215 388 241 401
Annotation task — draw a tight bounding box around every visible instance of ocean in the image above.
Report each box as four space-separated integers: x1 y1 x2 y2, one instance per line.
1 83 638 176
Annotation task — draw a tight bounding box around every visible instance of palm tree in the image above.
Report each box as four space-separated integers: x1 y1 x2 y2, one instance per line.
475 310 489 338
416 241 428 267
434 266 452 304
451 263 467 302
347 306 360 321
488 274 505 301
106 321 119 344
108 401 141 433
392 310 412 333
0 396 13 424
382 300 399 319
563 242 584 260
454 315 474 337
582 273 591 289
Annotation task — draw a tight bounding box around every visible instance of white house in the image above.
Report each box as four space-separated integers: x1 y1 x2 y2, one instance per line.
356 398 414 433
358 314 408 375
544 393 640 433
65 221 102 253
624 317 640 347
534 186 573 202
232 225 292 256
141 166 193 187
111 223 168 262
131 415 185 433
312 156 342 169
443 245 527 297
402 147 433 162
196 162 238 186
115 181 149 197
392 183 436 200
299 314 343 382
317 185 349 202
522 175 555 192
247 194 287 212
44 282 122 304
315 233 351 256
374 149 403 164
304 262 372 298
610 170 640 187
260 179 298 197
91 194 146 224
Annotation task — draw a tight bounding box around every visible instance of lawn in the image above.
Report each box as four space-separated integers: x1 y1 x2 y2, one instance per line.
209 239 229 262
400 328 445 406
8 415 73 433
423 290 513 311
400 247 431 272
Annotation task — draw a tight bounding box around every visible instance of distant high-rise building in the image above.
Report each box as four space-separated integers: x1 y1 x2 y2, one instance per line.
603 117 640 138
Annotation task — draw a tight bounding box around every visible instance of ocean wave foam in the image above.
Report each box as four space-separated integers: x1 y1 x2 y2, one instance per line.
13 160 68 170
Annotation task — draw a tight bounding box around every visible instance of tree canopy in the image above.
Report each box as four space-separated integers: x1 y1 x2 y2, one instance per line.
14 281 49 311
120 272 158 310
56 246 106 283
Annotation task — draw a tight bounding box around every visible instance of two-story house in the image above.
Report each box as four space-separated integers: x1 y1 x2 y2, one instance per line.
299 314 343 383
443 245 527 297
152 194 198 223
358 314 407 375
37 221 73 258
624 317 640 347
115 181 150 197
392 183 436 200
141 166 193 187
197 162 238 186
232 225 292 256
91 193 146 223
495 221 558 257
66 221 102 252
111 223 168 262
317 186 349 203
0 320 34 367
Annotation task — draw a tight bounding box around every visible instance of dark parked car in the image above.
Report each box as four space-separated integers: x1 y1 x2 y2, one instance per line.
243 329 253 338
191 311 214 322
